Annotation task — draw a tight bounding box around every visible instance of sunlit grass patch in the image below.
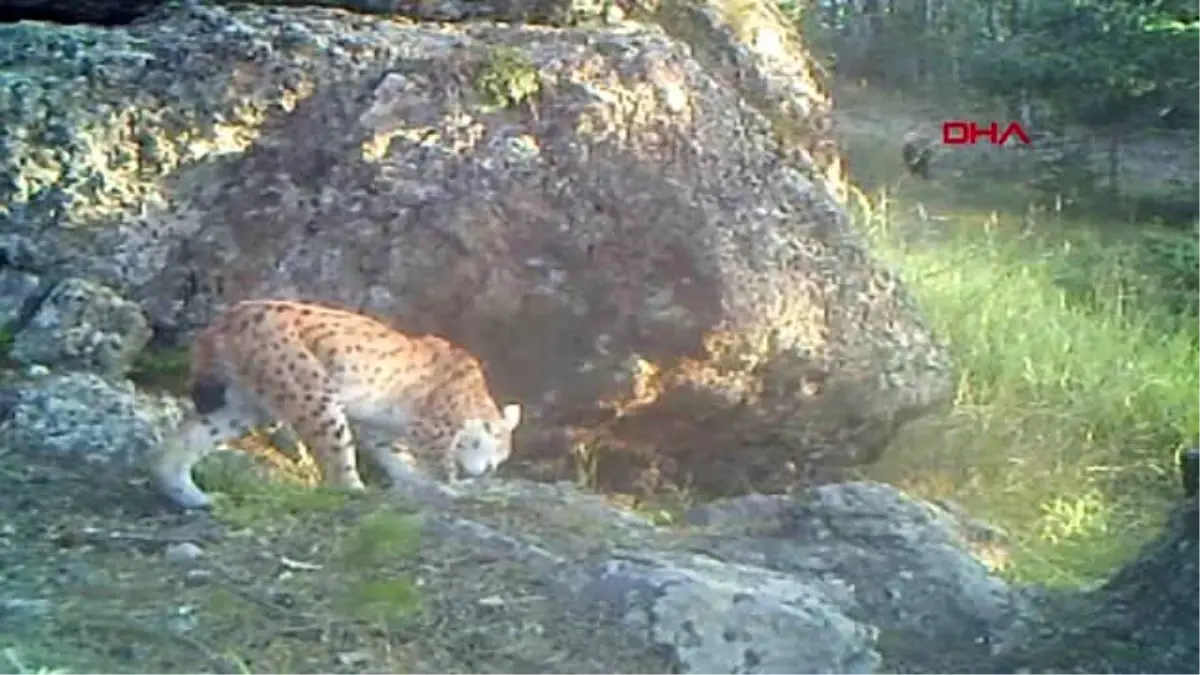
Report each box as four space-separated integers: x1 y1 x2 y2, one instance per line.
844 132 1198 585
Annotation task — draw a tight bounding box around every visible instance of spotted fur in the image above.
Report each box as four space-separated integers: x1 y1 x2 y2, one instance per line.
150 299 521 509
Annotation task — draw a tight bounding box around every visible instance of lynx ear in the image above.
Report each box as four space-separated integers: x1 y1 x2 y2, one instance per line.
502 403 522 430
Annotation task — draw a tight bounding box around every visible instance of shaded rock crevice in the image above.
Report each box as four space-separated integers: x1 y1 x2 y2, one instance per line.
0 0 170 26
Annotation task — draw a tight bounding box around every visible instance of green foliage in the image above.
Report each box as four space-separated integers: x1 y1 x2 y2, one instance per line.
960 0 1185 127
839 97 1196 585
198 460 425 630
1024 137 1102 207
800 0 1198 136
0 325 14 362
851 179 1198 586
340 509 422 568
338 578 423 627
473 47 540 109
198 457 356 529
1136 224 1200 321
337 509 423 629
1 648 68 675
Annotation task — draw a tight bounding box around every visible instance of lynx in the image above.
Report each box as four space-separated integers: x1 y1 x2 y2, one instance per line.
150 299 521 509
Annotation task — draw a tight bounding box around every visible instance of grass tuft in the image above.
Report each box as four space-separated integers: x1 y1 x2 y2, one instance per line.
341 509 423 568
127 346 191 394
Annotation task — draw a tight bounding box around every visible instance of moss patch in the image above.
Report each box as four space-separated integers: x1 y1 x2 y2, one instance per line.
472 46 541 109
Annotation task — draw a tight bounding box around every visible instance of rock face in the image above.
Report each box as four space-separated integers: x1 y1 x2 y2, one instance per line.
683 482 1024 673
0 2 951 496
425 479 1026 673
0 267 41 328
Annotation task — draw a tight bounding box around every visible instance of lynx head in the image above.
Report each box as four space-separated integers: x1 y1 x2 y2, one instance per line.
450 403 522 477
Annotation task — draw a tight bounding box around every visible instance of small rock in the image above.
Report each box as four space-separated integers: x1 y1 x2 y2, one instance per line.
0 597 52 619
182 568 214 586
336 650 371 667
164 542 205 564
10 277 152 377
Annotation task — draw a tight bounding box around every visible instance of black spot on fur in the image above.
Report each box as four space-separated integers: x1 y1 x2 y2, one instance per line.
191 377 227 414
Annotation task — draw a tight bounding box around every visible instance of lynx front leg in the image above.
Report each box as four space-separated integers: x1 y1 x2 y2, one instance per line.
357 431 423 486
359 434 459 506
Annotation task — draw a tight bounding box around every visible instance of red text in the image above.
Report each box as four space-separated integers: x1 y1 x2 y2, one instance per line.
941 121 1032 146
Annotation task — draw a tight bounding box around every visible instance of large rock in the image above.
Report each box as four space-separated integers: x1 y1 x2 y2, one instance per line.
683 482 1025 672
9 277 152 377
0 372 185 467
0 3 952 496
0 267 42 329
427 479 1025 673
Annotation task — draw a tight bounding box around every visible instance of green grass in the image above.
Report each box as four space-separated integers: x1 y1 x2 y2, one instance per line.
127 345 191 395
845 147 1198 585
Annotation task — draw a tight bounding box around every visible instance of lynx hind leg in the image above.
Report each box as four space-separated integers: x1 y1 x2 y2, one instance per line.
152 382 265 510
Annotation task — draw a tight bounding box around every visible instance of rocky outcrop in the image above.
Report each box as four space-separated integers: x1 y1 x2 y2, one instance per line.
1 355 1195 673
0 3 950 496
0 267 41 328
0 3 1190 674
683 482 1022 672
